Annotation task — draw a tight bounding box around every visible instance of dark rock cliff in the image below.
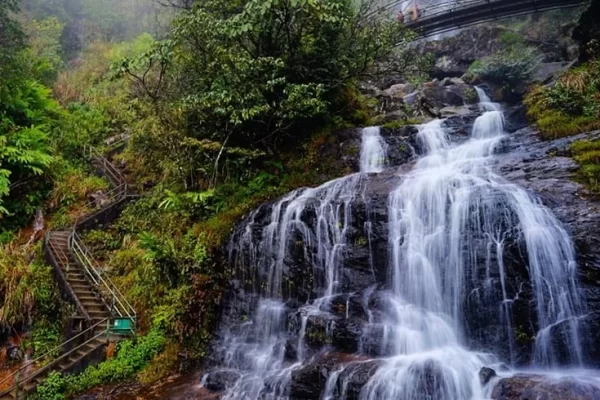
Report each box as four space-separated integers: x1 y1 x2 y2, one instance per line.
573 0 600 61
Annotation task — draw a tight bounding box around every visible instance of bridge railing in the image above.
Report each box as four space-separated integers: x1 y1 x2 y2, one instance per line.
371 0 589 36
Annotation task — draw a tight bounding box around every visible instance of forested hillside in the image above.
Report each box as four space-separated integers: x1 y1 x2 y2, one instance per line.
0 0 426 398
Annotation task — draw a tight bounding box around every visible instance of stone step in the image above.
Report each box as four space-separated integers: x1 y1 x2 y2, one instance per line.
67 278 89 286
88 310 110 319
78 294 100 301
81 302 107 312
65 273 86 281
71 283 93 290
58 339 106 371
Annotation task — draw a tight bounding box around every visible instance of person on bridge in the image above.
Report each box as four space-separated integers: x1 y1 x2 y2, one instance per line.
397 11 405 24
406 3 421 23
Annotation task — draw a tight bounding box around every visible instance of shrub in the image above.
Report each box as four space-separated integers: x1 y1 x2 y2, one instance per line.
468 44 542 91
524 61 600 138
571 139 600 192
0 244 60 331
31 328 166 400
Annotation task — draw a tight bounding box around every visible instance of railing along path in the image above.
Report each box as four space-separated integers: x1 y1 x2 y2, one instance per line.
0 141 137 399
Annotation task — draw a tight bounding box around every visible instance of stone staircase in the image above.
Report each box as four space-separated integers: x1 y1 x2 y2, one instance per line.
0 144 137 399
47 231 111 323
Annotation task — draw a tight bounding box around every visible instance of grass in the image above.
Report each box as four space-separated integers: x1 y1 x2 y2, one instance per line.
535 112 600 139
381 118 423 130
571 139 600 192
524 61 600 139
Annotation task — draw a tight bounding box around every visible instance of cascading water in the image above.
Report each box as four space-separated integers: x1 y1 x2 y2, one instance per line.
203 90 597 399
360 126 387 173
205 127 388 399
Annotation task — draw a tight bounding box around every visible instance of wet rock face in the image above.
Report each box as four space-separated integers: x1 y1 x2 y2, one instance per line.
375 78 478 121
491 373 600 400
417 25 575 80
497 128 600 367
417 26 509 79
203 370 242 392
290 352 380 400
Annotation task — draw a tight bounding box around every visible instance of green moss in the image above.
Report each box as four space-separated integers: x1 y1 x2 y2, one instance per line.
355 236 368 247
513 325 533 344
524 61 600 139
463 86 479 104
571 139 600 193
536 112 600 139
382 118 422 130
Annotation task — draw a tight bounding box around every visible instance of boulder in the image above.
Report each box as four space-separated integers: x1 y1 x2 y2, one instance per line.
491 373 600 400
202 369 242 392
416 26 509 78
479 367 497 385
382 83 415 98
89 190 110 208
290 352 380 399
418 25 576 80
573 0 600 62
504 105 529 133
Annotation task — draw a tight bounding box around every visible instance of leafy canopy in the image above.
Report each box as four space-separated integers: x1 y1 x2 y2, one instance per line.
0 1 56 218
116 0 417 188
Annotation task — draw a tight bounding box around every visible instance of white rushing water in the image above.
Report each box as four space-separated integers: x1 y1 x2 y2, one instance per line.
214 171 372 399
360 126 388 173
204 89 596 399
344 89 584 399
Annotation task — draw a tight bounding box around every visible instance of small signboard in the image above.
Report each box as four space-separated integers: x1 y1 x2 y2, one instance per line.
112 318 134 334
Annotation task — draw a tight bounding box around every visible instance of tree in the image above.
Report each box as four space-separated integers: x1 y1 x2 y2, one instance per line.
0 0 25 76
0 0 55 220
25 17 65 84
117 0 421 189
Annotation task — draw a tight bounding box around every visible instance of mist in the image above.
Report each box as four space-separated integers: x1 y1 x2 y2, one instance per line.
19 0 172 59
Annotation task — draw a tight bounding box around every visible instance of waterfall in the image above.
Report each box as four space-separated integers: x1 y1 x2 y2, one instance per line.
347 88 586 399
210 129 381 398
26 209 44 246
475 86 501 112
360 126 387 173
204 87 593 399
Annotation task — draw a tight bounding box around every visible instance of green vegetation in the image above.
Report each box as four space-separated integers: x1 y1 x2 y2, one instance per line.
524 61 600 138
20 0 169 60
0 244 60 333
571 139 600 192
31 328 166 400
382 118 423 130
114 0 417 189
465 32 542 93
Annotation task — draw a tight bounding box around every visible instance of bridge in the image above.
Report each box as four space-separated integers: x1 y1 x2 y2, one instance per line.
381 0 590 37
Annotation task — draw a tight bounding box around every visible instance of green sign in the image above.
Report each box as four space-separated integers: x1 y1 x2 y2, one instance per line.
112 318 134 333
